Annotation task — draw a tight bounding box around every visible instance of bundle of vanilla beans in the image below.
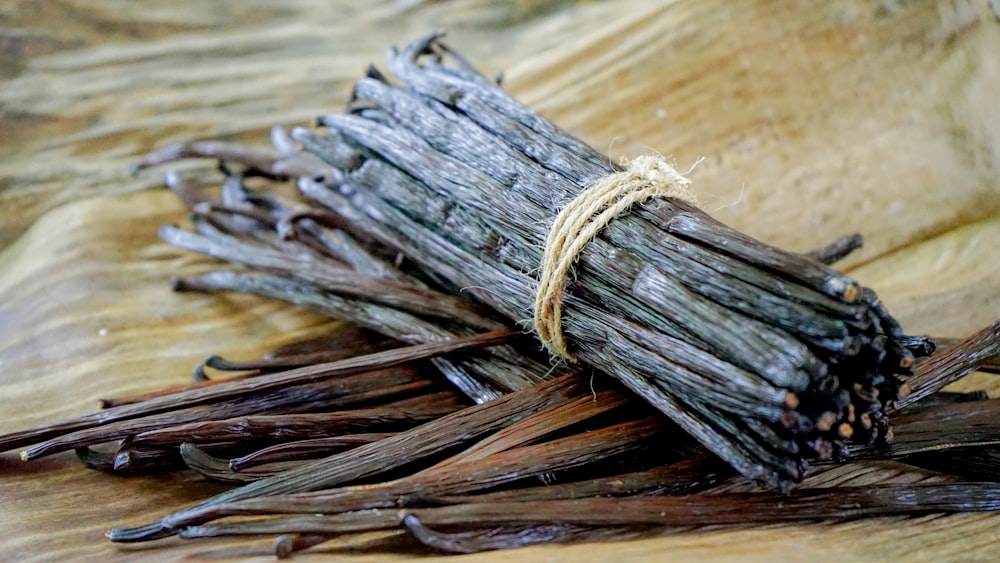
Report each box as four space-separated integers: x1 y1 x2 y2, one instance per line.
3 32 1000 556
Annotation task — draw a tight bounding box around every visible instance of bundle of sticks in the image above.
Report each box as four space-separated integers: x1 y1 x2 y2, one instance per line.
2 32 1000 556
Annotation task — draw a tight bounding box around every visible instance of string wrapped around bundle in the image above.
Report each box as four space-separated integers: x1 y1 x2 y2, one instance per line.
273 31 923 490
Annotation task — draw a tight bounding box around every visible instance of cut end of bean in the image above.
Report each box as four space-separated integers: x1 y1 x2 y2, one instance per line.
784 392 800 410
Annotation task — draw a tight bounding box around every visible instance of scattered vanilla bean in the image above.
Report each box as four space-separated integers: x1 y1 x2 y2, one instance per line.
927 335 1000 375
108 374 588 542
0 329 513 456
803 234 865 265
180 444 316 484
850 399 1000 460
903 448 1000 481
229 434 396 471
400 482 1000 530
132 140 285 179
167 416 664 527
22 370 433 460
894 321 1000 409
128 391 465 449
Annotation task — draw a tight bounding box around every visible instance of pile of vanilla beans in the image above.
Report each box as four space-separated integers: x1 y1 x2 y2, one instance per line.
3 33 1000 557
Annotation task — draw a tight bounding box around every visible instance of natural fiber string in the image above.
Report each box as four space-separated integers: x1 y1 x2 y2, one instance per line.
533 154 700 361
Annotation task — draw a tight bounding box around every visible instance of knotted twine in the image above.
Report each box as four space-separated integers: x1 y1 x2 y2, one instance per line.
532 154 700 361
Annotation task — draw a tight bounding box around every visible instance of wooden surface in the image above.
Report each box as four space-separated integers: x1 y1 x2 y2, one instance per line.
1 1 999 561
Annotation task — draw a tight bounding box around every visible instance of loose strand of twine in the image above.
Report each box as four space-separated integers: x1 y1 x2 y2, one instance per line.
532 154 700 361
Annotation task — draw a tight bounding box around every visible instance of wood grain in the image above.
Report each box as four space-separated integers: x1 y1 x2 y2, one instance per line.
1 1 999 561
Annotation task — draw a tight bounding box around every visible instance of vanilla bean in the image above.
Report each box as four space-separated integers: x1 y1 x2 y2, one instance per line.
229 434 396 470
903 448 1000 481
661 210 860 302
132 141 283 178
185 479 1000 555
895 321 1000 410
108 368 428 420
178 433 401 483
77 445 187 474
108 374 587 542
929 336 1000 374
190 172 401 281
78 442 243 475
203 342 390 373
902 390 989 410
162 170 212 209
190 517 642 556
173 271 552 399
179 510 398 539
161 223 499 331
413 387 625 468
129 391 465 448
272 533 346 559
98 375 254 409
103 332 391 406
803 234 865 265
101 334 380 406
400 482 1000 529
275 209 354 240
75 446 119 472
0 349 441 456
899 335 938 358
180 444 313 483
403 521 651 554
112 445 202 473
419 454 732 505
140 416 665 529
21 371 432 460
849 399 1000 460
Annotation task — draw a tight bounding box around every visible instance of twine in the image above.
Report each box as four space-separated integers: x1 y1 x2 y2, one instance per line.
532 154 700 361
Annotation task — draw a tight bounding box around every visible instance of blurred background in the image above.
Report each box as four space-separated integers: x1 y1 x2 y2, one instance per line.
1 1 998 560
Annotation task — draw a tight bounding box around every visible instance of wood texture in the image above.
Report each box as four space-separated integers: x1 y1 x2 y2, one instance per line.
1 1 998 561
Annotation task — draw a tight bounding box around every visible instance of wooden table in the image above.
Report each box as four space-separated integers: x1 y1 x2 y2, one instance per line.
2 1 999 560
